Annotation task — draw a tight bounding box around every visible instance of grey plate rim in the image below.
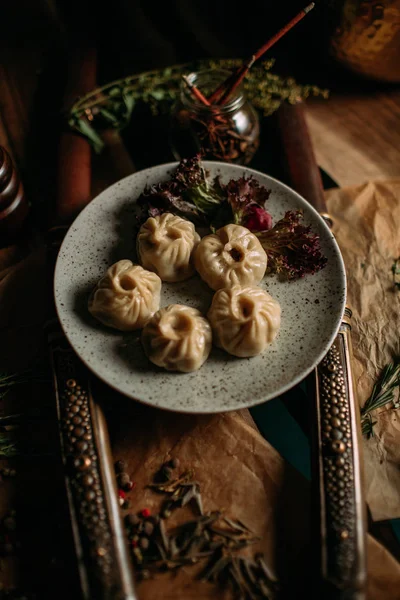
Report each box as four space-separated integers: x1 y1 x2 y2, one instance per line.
54 159 347 414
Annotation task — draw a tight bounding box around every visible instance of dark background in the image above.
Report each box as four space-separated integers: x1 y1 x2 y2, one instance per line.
2 0 366 89
1 3 400 598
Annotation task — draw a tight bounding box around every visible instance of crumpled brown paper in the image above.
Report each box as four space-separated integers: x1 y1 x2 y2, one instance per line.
2 180 400 598
108 393 400 600
326 180 400 521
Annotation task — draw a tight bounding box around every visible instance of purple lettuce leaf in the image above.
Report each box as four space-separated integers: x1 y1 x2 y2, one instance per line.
256 210 327 280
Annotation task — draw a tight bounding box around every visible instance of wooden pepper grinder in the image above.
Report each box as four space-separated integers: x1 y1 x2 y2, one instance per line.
0 145 30 247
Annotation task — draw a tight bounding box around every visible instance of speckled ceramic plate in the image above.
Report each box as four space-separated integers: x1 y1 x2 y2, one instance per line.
54 161 346 414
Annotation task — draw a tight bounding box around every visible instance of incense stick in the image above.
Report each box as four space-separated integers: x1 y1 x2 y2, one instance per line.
182 75 211 106
215 3 315 105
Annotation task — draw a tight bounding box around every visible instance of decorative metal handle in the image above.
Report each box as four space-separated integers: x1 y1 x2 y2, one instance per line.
275 100 367 598
310 307 367 599
47 317 138 600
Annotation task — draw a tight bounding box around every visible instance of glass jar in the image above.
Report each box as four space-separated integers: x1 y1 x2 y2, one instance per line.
169 69 260 165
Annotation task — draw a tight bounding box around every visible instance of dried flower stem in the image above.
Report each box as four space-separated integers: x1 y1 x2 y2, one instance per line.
215 3 315 105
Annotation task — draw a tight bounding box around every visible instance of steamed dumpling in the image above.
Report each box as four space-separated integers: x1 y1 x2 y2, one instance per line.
141 304 212 372
88 260 161 331
207 285 281 357
194 224 267 291
137 213 201 282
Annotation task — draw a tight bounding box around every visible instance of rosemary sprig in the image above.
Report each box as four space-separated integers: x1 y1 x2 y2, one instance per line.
67 58 328 153
0 368 49 402
361 358 400 439
0 432 18 457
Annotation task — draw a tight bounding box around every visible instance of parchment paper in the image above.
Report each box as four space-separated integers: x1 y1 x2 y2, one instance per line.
1 180 400 597
326 180 400 521
109 394 400 599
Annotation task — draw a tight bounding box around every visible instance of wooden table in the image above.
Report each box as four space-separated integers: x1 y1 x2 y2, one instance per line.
1 7 400 597
305 89 400 187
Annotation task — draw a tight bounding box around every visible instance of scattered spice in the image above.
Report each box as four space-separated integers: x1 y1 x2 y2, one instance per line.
118 461 279 599
114 459 136 506
114 459 127 473
117 472 130 487
169 457 180 469
361 357 400 438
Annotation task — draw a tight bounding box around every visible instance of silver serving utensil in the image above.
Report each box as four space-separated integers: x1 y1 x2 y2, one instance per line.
45 45 138 599
276 99 367 599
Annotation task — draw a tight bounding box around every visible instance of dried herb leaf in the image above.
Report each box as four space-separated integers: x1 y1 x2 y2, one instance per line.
201 554 231 582
124 462 279 599
223 517 254 534
256 553 279 584
68 59 328 153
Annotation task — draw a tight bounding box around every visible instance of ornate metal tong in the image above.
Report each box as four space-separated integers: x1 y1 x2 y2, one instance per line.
276 100 367 599
46 46 138 600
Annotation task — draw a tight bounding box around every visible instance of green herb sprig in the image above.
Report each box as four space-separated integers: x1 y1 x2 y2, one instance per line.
361 357 400 439
0 432 18 457
0 368 49 402
67 58 328 153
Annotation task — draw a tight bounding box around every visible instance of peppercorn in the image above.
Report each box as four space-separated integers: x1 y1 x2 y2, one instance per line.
114 460 126 473
143 521 154 537
125 513 140 528
124 480 135 492
133 547 143 563
117 472 130 487
139 537 149 550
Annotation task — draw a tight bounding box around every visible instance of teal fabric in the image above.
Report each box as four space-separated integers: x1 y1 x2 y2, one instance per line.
250 394 311 480
391 519 400 546
251 392 400 548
